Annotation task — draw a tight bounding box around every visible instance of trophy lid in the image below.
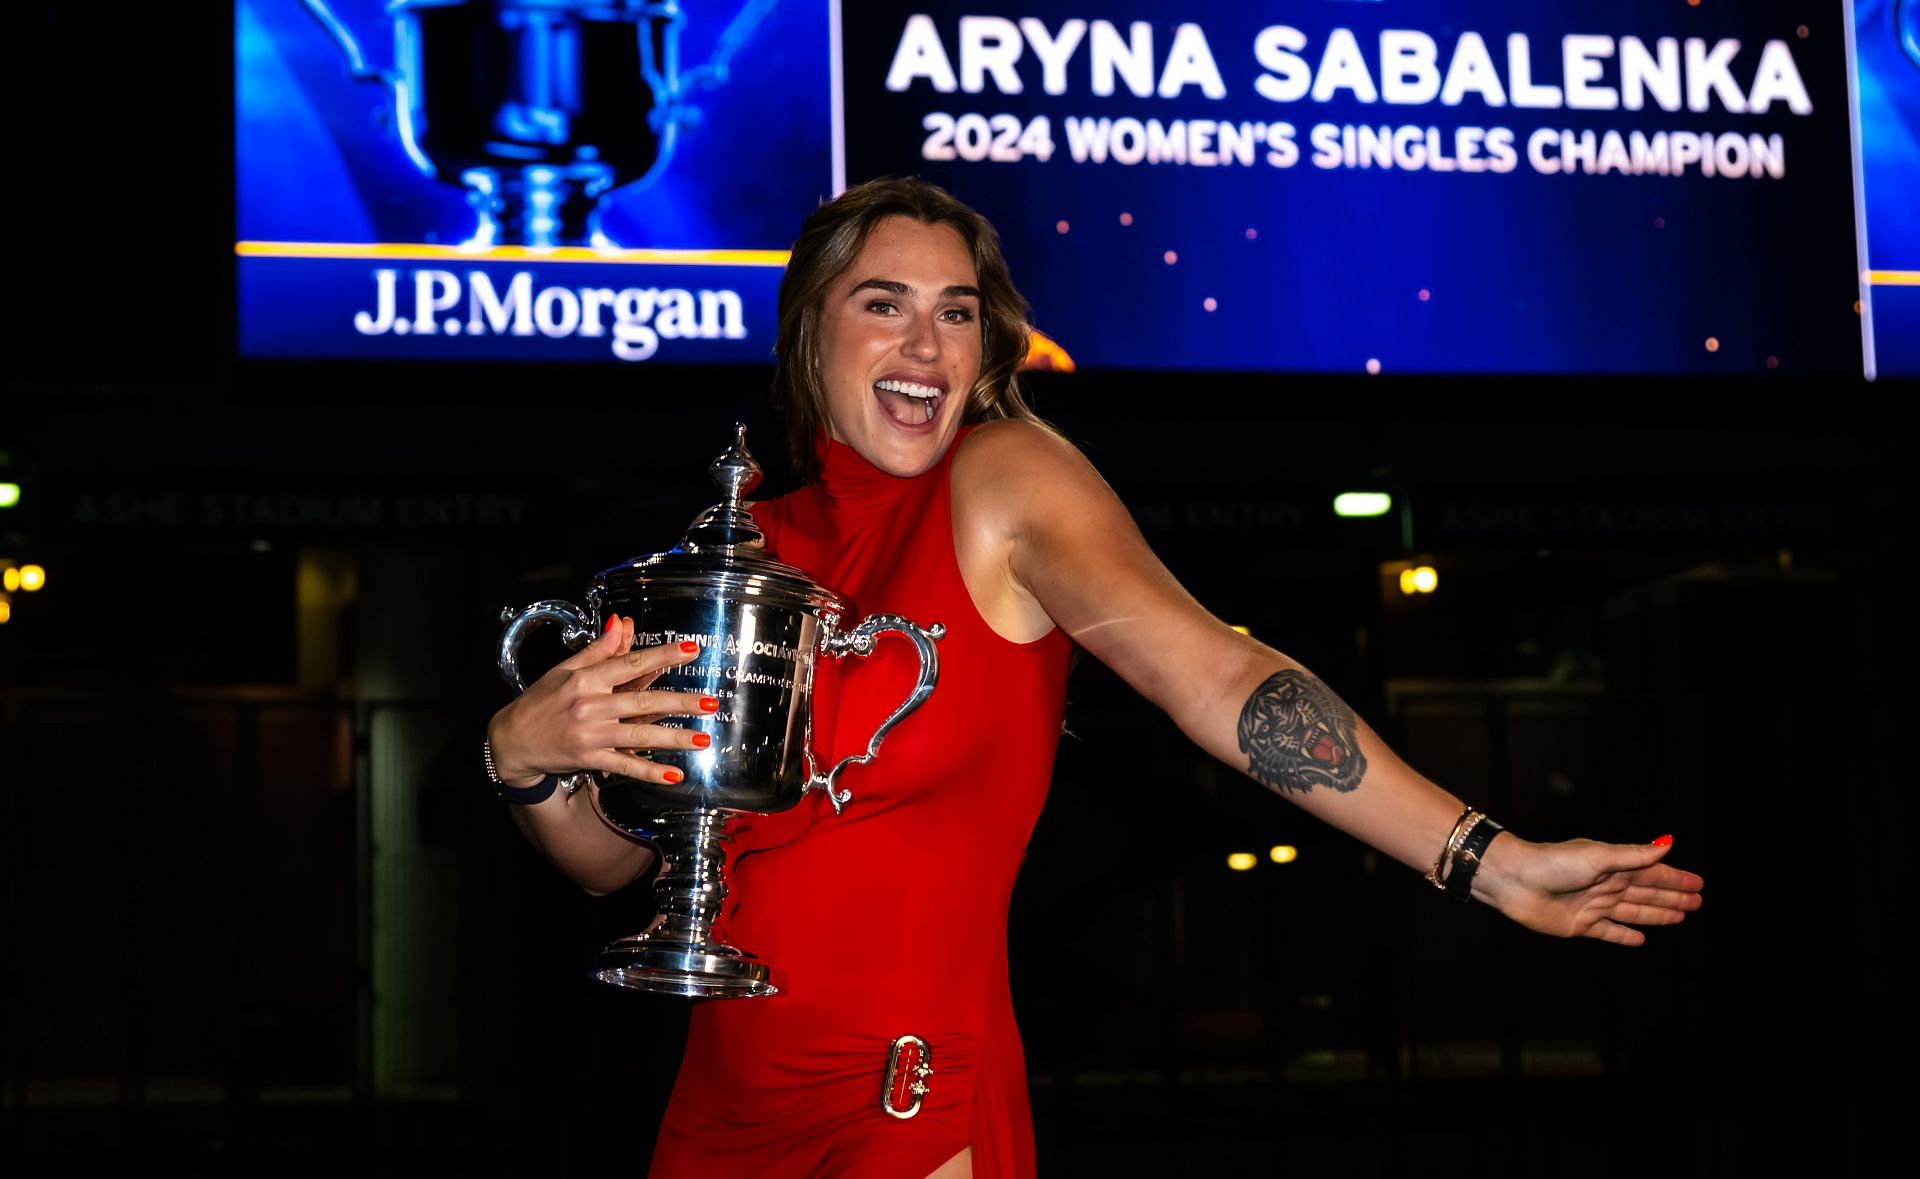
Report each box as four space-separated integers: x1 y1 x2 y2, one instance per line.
595 424 850 616
680 422 768 553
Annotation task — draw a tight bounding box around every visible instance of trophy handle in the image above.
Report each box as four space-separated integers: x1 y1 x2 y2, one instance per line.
804 614 946 815
497 599 601 798
298 0 399 92
497 599 600 693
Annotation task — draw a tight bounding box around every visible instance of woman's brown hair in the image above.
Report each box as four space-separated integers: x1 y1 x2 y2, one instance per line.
772 177 1049 482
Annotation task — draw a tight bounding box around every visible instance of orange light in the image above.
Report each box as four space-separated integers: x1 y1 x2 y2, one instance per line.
19 565 45 592
1163 250 1178 265
1398 565 1439 595
1020 329 1077 373
1203 297 1218 312
1227 853 1257 872
1269 845 1298 864
1118 211 1133 226
1 567 16 593
1704 337 1720 352
1055 220 1070 234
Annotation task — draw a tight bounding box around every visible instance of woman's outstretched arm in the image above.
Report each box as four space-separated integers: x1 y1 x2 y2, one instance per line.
961 420 1702 944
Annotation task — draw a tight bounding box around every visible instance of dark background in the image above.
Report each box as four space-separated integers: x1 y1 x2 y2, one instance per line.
3 6 1906 1176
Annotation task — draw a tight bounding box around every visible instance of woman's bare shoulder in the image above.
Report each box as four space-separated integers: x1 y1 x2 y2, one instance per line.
951 417 1126 573
953 417 1096 490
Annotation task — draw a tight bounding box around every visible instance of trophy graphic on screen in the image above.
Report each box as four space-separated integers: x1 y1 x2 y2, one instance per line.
301 0 777 248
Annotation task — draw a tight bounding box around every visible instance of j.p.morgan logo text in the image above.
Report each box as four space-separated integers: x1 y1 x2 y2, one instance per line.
354 269 748 361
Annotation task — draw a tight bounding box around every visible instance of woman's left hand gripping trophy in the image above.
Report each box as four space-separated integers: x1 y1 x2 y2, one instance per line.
483 428 943 997
487 613 709 896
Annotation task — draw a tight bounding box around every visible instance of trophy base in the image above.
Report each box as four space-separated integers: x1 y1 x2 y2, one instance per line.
593 936 778 999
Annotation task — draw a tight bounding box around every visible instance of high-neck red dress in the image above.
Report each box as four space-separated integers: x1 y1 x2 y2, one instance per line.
649 427 1073 1178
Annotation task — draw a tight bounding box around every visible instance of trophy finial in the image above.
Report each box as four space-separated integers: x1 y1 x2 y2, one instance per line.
709 421 764 508
684 424 766 552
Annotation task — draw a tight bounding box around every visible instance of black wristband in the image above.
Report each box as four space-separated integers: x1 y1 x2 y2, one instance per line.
493 774 561 805
484 739 560 805
1444 816 1506 902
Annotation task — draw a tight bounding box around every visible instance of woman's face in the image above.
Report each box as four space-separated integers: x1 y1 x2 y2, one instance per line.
817 216 983 478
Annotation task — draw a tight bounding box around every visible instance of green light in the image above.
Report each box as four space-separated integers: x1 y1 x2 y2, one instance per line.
0 484 18 509
1334 492 1391 518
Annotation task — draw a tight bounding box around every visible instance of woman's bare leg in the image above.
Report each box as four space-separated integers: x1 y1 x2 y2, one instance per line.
924 1147 972 1178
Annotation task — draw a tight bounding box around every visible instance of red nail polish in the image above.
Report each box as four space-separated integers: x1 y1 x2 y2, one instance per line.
700 696 719 713
603 616 619 635
680 641 699 654
663 769 684 784
692 732 712 749
1652 834 1673 847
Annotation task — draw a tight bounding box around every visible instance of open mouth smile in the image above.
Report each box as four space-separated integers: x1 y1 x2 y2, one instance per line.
874 378 944 425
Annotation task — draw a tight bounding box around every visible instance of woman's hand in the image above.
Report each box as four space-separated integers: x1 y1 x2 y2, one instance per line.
486 615 715 789
1473 835 1705 947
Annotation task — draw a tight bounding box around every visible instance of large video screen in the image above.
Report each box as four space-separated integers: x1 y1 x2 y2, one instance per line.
236 2 1907 376
1854 0 1920 378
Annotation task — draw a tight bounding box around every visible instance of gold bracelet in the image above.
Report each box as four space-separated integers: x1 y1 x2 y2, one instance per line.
1451 811 1487 870
1425 806 1477 890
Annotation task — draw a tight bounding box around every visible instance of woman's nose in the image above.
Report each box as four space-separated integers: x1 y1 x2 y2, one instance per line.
902 312 940 361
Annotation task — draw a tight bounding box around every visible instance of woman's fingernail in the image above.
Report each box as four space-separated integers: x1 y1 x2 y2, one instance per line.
700 696 719 713
680 641 699 654
691 732 712 749
1652 834 1674 848
603 616 619 635
663 768 684 784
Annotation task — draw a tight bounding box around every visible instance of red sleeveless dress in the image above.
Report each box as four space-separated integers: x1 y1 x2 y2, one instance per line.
649 427 1072 1178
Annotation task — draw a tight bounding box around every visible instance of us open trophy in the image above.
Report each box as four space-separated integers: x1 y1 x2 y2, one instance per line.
496 425 944 997
300 0 780 247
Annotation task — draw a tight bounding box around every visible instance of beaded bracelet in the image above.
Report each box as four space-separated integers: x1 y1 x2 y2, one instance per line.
1424 807 1507 902
1425 806 1477 890
483 739 561 805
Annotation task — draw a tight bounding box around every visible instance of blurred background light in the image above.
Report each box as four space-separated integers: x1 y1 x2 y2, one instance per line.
1334 492 1391 518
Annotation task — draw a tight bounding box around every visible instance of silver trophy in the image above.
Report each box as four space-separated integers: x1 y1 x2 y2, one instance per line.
496 425 944 997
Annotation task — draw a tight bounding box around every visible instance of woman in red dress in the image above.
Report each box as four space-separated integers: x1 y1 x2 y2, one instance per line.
484 179 1704 1178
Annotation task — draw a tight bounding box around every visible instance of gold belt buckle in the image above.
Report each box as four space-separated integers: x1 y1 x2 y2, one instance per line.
881 1034 933 1119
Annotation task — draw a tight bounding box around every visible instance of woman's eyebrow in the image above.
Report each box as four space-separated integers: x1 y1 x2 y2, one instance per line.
848 278 981 299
